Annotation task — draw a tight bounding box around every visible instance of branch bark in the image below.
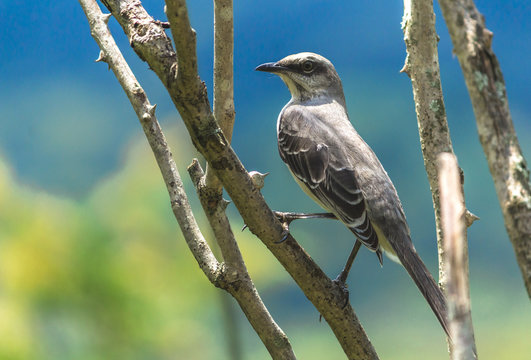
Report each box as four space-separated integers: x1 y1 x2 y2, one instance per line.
438 0 531 298
79 0 220 282
401 0 465 295
188 160 296 359
205 0 236 189
97 0 379 358
439 153 477 360
79 1 295 358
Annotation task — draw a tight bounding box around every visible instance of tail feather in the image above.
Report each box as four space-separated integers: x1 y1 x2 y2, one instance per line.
393 239 450 337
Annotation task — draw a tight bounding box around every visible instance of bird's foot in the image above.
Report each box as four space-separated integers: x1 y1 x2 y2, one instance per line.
273 211 292 243
332 273 350 309
318 274 350 322
241 212 292 242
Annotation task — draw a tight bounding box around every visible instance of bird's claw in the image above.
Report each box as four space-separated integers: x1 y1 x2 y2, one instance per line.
318 277 349 322
273 211 288 223
332 276 350 309
243 212 292 242
275 225 290 244
273 211 292 243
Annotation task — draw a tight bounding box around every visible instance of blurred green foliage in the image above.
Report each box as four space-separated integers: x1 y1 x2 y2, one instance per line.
0 132 272 360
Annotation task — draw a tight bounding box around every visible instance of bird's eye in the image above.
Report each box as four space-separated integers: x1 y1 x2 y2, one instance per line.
302 60 314 73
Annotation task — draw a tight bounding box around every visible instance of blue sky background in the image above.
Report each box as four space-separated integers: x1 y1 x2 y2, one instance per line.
0 1 530 359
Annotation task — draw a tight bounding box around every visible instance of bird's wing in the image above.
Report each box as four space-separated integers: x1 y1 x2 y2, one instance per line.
278 106 379 251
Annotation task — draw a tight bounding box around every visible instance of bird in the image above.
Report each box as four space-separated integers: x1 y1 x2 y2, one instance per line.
256 52 450 336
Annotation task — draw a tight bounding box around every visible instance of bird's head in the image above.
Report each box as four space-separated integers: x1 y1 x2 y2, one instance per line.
256 52 345 103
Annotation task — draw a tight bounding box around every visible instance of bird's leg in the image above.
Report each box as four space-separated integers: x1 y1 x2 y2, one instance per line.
240 211 337 242
273 211 337 243
335 240 362 284
272 211 337 221
332 240 362 307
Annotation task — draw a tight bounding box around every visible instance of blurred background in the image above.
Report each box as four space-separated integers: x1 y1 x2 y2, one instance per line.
0 0 530 359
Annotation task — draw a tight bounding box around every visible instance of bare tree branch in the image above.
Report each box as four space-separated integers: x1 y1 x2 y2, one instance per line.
438 0 531 298
188 160 296 360
212 0 235 141
401 0 476 294
79 0 220 281
205 0 236 189
439 153 478 360
201 3 245 354
187 161 243 270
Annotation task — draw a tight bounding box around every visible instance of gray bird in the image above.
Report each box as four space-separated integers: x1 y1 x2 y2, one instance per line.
256 52 449 335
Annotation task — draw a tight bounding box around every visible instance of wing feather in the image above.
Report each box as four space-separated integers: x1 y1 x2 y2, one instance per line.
278 106 379 251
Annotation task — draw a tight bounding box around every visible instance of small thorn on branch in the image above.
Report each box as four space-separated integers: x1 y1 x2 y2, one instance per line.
101 13 112 24
249 171 269 190
147 103 157 116
399 63 410 76
95 50 106 63
220 198 231 211
154 20 171 29
465 210 480 228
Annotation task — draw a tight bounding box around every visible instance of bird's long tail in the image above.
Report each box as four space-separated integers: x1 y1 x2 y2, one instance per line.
393 239 450 337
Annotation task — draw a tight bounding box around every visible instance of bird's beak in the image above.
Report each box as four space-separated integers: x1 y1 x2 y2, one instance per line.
255 62 288 73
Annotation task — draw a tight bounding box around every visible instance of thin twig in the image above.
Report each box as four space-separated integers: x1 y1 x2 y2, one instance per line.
200 4 258 353
188 160 296 360
205 0 236 189
79 0 220 282
153 20 170 28
188 160 243 270
438 0 531 298
212 0 235 140
439 153 478 360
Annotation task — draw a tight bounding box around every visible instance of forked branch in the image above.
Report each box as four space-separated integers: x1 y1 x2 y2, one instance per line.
205 0 236 189
188 160 295 359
